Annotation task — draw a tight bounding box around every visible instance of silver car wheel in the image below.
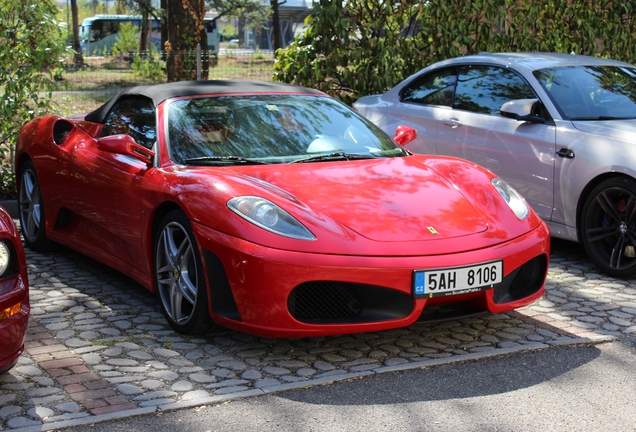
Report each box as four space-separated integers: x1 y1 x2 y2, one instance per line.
19 167 42 243
156 221 198 325
582 178 636 278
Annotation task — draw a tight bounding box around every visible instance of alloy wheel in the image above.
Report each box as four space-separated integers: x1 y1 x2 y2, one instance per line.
156 221 199 325
583 183 636 277
19 168 42 243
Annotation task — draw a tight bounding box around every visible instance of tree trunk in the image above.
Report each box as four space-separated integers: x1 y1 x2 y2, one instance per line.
166 0 209 82
166 0 186 81
238 14 246 47
271 0 282 51
160 0 168 52
139 0 149 52
70 0 83 65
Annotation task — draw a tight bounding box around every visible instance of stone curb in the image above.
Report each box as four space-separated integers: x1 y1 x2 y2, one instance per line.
8 335 616 432
8 407 156 432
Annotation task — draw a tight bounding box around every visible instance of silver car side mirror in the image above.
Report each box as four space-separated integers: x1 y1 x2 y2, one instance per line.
500 99 545 123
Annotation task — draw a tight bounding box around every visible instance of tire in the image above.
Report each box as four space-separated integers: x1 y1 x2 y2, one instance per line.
155 210 217 334
581 177 636 278
18 160 55 252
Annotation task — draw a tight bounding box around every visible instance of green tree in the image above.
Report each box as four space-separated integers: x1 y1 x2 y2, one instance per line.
275 0 636 103
79 0 107 14
112 21 140 55
114 0 159 51
0 0 69 194
274 0 427 104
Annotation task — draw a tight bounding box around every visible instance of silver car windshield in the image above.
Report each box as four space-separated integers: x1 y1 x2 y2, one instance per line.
166 95 406 165
534 65 636 120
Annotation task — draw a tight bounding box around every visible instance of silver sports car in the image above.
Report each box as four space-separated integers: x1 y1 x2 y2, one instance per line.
355 53 636 278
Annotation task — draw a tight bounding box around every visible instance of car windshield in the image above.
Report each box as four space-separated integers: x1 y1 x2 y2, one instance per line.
167 94 407 164
534 65 636 120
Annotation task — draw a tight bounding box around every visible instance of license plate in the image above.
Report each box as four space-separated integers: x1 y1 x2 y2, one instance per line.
412 261 503 299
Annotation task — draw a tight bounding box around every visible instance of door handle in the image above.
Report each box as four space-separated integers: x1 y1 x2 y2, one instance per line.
443 118 462 128
556 148 575 159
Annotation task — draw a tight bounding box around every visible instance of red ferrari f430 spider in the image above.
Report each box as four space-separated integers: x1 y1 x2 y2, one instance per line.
16 80 549 337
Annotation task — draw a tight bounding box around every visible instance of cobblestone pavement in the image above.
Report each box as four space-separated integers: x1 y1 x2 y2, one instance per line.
1 239 636 431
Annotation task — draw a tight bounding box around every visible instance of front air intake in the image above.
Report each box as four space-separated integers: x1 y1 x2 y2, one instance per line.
493 254 547 304
288 281 413 324
288 281 363 321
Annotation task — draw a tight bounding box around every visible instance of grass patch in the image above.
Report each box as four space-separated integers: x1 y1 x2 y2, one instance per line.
51 55 276 114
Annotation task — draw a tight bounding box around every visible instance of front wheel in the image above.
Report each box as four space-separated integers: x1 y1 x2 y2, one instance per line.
581 177 636 278
18 160 55 252
154 210 217 334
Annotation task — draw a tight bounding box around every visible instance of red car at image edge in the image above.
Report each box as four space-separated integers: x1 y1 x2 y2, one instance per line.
0 206 30 373
15 80 549 338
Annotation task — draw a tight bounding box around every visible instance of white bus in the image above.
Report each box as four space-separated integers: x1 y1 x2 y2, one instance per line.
79 14 220 55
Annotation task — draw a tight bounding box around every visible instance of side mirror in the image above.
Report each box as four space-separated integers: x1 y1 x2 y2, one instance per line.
500 99 545 123
393 125 417 146
97 134 155 164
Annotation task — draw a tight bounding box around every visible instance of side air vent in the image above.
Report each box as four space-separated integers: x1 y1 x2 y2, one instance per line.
53 120 73 145
202 249 241 321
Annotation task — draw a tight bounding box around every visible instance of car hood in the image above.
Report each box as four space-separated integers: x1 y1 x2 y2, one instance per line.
572 119 636 140
231 157 488 242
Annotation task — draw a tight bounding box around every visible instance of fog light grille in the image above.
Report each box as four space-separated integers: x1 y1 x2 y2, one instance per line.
288 282 363 321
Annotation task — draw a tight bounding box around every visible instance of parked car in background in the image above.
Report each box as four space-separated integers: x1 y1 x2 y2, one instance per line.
0 206 29 374
16 80 549 338
355 53 636 278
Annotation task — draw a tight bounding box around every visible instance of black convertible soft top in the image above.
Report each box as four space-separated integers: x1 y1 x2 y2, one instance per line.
84 80 326 124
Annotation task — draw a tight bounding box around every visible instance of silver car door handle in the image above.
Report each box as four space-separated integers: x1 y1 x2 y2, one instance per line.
443 118 462 128
556 148 575 159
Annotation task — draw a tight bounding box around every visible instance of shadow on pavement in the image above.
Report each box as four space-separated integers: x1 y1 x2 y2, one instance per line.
275 343 602 405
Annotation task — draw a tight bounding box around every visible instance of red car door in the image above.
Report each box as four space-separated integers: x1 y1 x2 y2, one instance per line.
70 97 157 272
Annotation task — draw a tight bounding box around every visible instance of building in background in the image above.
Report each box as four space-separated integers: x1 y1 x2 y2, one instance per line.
241 0 312 50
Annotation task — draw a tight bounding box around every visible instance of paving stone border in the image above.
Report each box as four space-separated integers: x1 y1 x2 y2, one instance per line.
1 234 635 431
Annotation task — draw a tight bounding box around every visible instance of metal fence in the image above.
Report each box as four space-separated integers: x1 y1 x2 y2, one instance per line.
51 49 276 115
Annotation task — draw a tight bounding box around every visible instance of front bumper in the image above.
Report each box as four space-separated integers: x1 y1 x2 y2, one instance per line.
193 222 550 338
0 276 30 374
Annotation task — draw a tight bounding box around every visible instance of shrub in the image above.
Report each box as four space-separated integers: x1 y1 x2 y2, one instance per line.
132 46 166 81
0 0 69 197
275 0 636 104
112 22 139 57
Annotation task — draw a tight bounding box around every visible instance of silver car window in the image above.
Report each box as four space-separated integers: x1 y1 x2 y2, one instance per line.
400 67 456 107
534 66 636 120
454 65 536 115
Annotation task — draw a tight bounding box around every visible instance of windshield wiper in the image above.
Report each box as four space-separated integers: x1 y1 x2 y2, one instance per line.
184 156 268 165
289 151 375 164
570 116 636 121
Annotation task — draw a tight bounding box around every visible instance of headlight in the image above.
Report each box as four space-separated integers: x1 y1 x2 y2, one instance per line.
0 242 10 277
491 178 529 220
227 196 316 240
